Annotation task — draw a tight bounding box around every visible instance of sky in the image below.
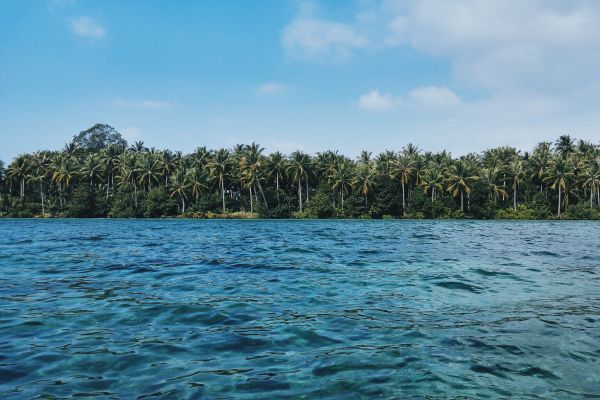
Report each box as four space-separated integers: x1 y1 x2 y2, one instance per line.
1 0 600 162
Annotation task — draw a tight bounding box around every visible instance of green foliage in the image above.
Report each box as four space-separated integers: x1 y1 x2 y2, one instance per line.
304 188 335 219
562 203 600 220
3 127 600 220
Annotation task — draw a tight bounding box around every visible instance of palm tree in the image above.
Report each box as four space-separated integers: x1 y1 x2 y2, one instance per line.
329 161 353 209
138 153 160 192
287 151 311 212
187 167 209 205
209 149 230 213
159 150 178 186
581 158 600 208
170 170 189 213
544 157 573 217
508 160 525 210
265 151 286 204
555 135 575 159
7 155 29 199
391 155 415 216
353 164 376 204
446 159 479 212
420 164 445 202
529 142 551 193
80 155 103 186
479 166 507 203
99 144 122 196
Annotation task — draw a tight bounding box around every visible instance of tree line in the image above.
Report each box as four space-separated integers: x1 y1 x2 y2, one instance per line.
1 124 600 219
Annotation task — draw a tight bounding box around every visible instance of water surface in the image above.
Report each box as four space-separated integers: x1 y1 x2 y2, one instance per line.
0 220 599 398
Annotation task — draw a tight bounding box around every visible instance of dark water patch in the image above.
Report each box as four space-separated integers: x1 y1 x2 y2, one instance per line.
517 366 559 380
434 281 482 293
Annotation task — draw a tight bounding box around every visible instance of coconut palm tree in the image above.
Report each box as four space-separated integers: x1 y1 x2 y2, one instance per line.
287 151 311 212
80 155 103 187
187 167 209 205
391 155 415 216
7 155 29 199
138 153 161 192
508 160 525 210
353 164 376 204
209 149 230 213
544 157 573 217
266 151 286 204
529 142 551 193
479 166 507 204
555 135 575 159
329 161 353 209
581 158 600 208
170 170 189 214
446 159 479 212
420 164 445 202
99 144 122 196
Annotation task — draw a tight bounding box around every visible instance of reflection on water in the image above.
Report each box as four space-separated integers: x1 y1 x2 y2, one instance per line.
0 219 599 398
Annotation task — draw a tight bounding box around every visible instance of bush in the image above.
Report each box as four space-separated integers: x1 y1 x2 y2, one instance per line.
562 203 600 220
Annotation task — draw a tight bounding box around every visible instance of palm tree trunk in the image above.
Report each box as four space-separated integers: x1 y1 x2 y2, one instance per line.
257 181 268 209
557 185 561 217
39 183 45 214
513 186 517 210
249 186 253 213
460 189 464 212
276 174 280 204
182 197 186 214
341 188 344 209
591 186 594 208
401 180 406 216
298 181 303 212
221 175 226 213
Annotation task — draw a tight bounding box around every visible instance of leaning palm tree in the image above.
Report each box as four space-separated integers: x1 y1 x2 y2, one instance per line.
543 157 573 217
446 159 479 212
209 149 230 213
391 155 415 216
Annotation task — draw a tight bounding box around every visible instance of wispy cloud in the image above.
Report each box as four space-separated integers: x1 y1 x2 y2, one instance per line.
257 82 290 95
282 18 368 61
358 90 396 112
113 99 176 110
120 127 142 141
358 86 461 112
69 16 106 39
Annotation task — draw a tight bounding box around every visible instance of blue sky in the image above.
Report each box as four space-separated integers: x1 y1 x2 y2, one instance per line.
2 0 600 161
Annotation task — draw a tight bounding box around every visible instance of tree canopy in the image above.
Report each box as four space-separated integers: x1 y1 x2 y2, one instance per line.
1 127 599 220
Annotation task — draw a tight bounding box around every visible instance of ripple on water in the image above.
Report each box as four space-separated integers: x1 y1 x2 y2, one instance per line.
0 219 599 399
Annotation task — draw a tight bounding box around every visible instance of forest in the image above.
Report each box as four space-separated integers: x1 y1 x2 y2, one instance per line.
1 123 599 219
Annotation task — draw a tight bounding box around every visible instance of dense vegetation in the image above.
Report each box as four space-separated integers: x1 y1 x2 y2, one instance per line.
2 124 600 219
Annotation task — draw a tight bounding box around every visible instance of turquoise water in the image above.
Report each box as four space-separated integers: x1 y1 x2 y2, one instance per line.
0 220 599 399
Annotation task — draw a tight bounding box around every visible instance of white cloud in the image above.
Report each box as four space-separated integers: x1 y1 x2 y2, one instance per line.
407 86 461 108
358 86 461 112
113 99 175 110
69 17 106 39
358 90 396 112
282 18 368 61
257 82 289 94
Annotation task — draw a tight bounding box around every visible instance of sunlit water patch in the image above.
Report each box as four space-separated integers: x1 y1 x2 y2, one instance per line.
0 219 599 398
